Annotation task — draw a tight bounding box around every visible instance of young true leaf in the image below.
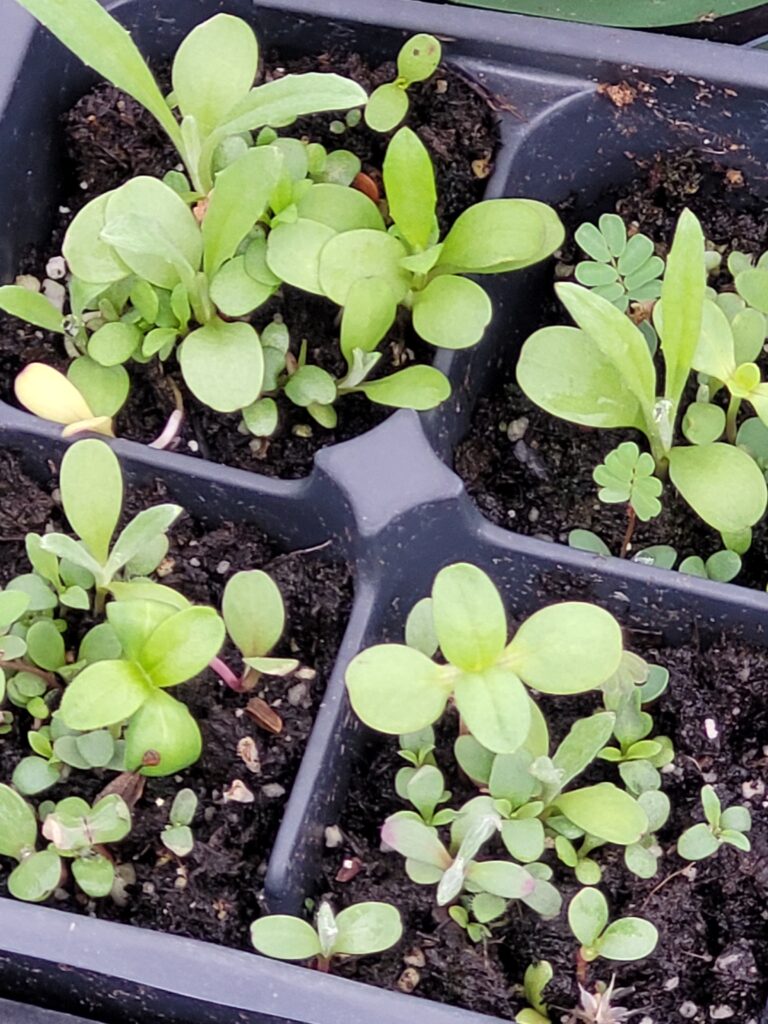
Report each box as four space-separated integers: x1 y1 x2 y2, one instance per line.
568 887 658 963
366 34 441 133
593 442 663 521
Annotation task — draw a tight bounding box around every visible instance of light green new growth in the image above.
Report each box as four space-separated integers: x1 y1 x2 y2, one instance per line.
518 208 768 544
677 784 752 861
161 788 198 857
593 442 663 522
365 34 442 133
251 900 402 969
568 887 658 963
515 960 553 1023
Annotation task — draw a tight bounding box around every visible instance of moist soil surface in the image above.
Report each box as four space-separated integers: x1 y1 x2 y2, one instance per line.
0 449 353 949
321 625 768 1023
0 52 499 480
456 151 768 591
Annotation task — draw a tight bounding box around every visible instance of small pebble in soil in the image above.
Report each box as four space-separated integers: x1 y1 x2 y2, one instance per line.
324 825 343 849
506 416 529 443
397 968 420 993
710 1007 734 1020
46 256 66 280
261 783 286 799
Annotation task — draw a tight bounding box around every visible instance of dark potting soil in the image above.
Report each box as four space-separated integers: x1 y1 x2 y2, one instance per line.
0 449 353 950
0 52 499 480
320 626 768 1023
456 151 768 591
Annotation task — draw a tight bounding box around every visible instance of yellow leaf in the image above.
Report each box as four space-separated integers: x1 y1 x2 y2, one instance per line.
15 363 113 436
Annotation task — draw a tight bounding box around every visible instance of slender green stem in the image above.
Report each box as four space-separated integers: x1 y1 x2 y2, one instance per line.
725 393 741 444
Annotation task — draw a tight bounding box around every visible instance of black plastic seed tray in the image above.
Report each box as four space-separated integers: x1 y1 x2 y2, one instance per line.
0 0 768 1022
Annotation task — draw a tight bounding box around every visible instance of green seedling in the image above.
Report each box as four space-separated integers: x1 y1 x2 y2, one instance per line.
515 960 553 1024
58 592 224 777
619 760 670 880
568 530 742 583
518 208 768 545
677 784 752 861
594 442 663 523
397 762 455 827
568 887 658 964
161 788 198 857
599 654 674 770
250 900 402 971
267 127 564 399
42 793 131 898
575 215 664 314
214 570 299 691
14 1 367 194
13 718 126 797
0 783 130 901
346 562 623 753
381 808 561 918
365 34 442 133
448 898 497 943
34 439 182 611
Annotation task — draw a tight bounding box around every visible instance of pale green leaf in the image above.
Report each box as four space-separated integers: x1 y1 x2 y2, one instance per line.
334 902 403 955
0 285 64 333
412 275 492 349
669 443 767 533
346 644 450 734
555 783 648 844
59 660 152 730
660 209 706 407
266 219 336 295
383 127 437 250
179 319 264 412
357 365 450 410
568 887 608 947
124 688 202 776
60 439 122 564
454 667 531 754
222 570 285 658
319 230 410 305
251 916 321 961
138 606 225 687
431 563 506 672
438 199 564 274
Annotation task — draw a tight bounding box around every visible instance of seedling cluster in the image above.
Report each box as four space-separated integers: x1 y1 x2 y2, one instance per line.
337 563 751 1015
3 3 563 445
0 438 296 900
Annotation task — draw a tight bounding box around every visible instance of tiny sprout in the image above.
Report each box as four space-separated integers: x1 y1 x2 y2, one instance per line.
216 570 298 692
567 977 636 1023
250 900 402 971
593 442 663 524
568 888 658 964
515 960 553 1024
42 793 132 898
677 784 752 861
365 34 442 133
161 788 198 857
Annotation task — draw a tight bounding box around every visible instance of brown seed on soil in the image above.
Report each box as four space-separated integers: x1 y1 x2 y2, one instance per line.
335 856 363 883
397 968 420 993
245 696 283 734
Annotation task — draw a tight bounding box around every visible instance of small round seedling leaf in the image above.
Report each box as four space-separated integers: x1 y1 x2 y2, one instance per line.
59 660 152 731
454 734 494 786
568 529 611 557
625 842 659 879
72 853 115 898
465 860 536 901
597 917 658 961
598 213 627 257
398 33 441 82
365 83 409 132
669 443 767 533
501 818 545 863
506 602 622 695
575 261 619 287
381 812 451 870
0 589 31 629
7 574 57 613
705 549 742 583
171 788 198 827
88 321 141 367
125 689 202 777
61 439 123 565
736 268 768 314
346 644 449 735
8 849 61 903
27 619 65 671
555 783 648 845
358 365 450 410
68 357 129 418
412 275 492 349
12 756 61 797
75 730 115 768
179 319 264 413
162 824 194 857
139 606 225 688
334 902 403 956
243 397 279 438
454 667 531 754
251 916 322 961
720 805 751 832
677 822 720 861
266 219 336 295
405 597 438 657
432 563 507 672
682 402 726 446
568 887 608 947
284 365 337 408
222 570 285 659
0 783 38 858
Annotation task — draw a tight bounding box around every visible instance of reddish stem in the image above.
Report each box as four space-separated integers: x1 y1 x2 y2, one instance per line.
576 950 589 986
209 656 245 692
619 506 637 559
